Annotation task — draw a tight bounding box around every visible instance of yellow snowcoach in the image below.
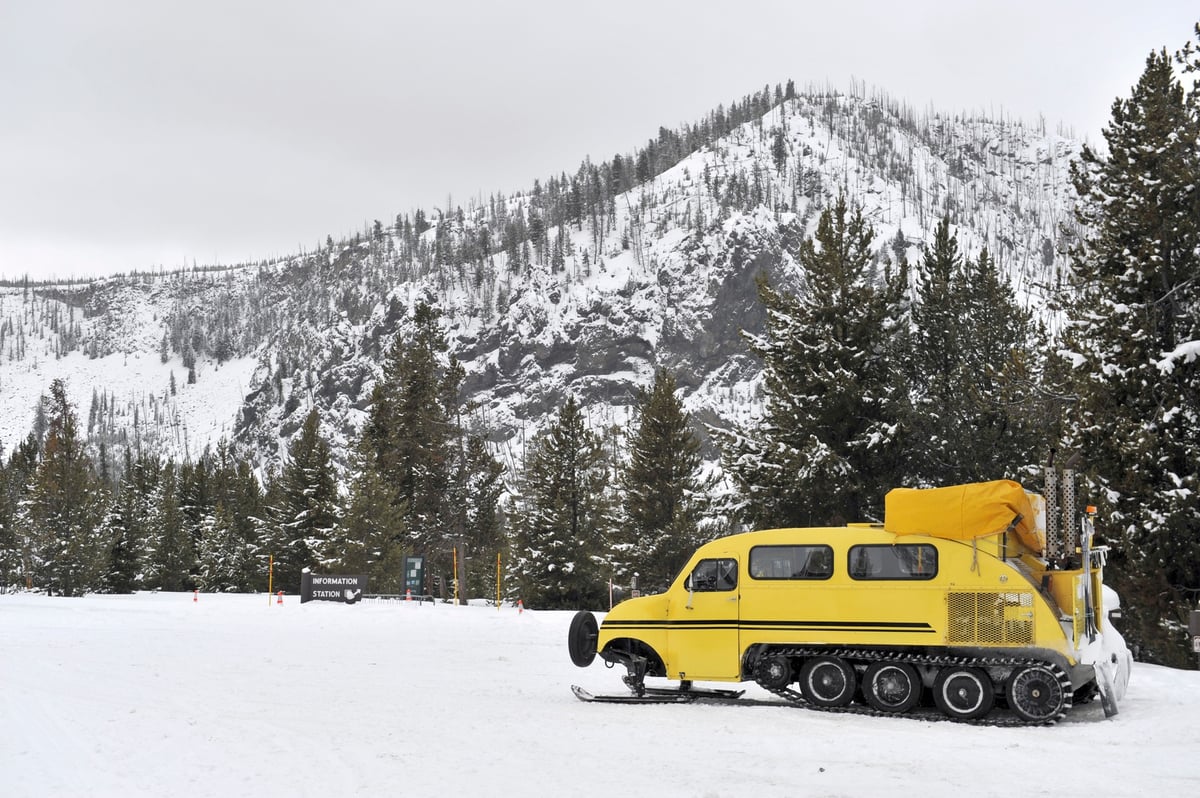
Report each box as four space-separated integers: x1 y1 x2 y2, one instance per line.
568 477 1131 724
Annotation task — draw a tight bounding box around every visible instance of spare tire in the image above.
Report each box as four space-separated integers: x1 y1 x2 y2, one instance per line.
568 611 599 667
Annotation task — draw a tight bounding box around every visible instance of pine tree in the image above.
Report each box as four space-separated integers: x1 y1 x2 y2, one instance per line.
362 302 455 559
145 461 194 591
265 408 339 590
1063 46 1200 665
0 451 14 589
2 434 40 588
905 216 962 482
911 217 963 392
97 451 143 593
100 450 164 592
338 450 407 592
956 248 1053 477
196 500 249 592
908 219 1045 484
357 298 504 593
178 457 212 580
510 396 611 609
228 456 267 590
725 196 907 527
188 440 260 592
771 128 788 174
27 380 103 595
618 369 709 591
460 435 505 599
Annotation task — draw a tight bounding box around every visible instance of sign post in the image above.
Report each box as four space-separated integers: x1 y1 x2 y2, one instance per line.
452 546 460 606
402 555 425 597
1190 608 1200 665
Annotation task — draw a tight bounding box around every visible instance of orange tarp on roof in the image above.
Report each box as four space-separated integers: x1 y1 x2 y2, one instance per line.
883 480 1044 554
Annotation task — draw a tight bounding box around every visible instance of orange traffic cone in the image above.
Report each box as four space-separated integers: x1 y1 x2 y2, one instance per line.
405 588 412 601
276 590 283 605
517 599 524 614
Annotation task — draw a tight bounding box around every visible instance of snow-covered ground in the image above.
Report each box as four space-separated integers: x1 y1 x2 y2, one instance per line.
2 592 1197 797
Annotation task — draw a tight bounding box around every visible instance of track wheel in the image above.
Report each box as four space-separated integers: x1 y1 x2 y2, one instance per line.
567 611 599 667
863 661 922 713
798 656 857 707
1006 664 1066 723
933 666 994 720
754 654 793 690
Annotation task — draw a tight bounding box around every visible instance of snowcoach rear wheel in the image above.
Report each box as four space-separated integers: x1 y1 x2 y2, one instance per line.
933 667 994 720
754 655 793 690
1006 664 1066 723
863 661 921 713
568 611 599 667
799 656 856 707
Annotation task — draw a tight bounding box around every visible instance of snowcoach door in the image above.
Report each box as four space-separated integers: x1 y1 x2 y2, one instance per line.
667 556 740 680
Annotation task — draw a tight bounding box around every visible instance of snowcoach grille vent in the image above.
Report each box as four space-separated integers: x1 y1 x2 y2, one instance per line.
946 591 1034 645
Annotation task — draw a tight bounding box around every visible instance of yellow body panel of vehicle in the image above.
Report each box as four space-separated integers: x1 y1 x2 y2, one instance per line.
598 525 1080 684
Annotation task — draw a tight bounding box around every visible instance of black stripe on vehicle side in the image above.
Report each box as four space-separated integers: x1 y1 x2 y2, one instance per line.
740 620 934 631
602 621 737 630
738 624 937 634
602 619 935 633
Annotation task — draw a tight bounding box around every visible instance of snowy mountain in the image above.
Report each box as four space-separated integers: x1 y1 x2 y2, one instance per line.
0 86 1084 481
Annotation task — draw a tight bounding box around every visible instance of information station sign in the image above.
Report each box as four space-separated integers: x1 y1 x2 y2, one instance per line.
301 572 367 604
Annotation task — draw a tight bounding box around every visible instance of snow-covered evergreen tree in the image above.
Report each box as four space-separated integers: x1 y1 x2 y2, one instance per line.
0 446 19 588
459 435 505 599
908 219 1047 484
510 396 611 609
97 455 142 594
221 450 268 590
1 435 39 589
261 408 339 591
725 196 907 526
196 501 250 592
337 450 408 593
27 380 104 595
145 461 194 591
617 369 710 591
360 300 460 582
356 298 505 596
1063 45 1200 665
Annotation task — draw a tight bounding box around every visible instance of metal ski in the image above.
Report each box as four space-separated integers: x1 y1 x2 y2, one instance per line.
643 685 745 700
571 684 745 704
572 685 693 704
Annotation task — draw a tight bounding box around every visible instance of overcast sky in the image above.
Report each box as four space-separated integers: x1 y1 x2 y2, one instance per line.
1 1 1196 282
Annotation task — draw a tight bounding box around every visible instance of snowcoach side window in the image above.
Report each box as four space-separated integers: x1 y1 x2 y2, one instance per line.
848 544 938 581
749 545 833 580
687 558 738 592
